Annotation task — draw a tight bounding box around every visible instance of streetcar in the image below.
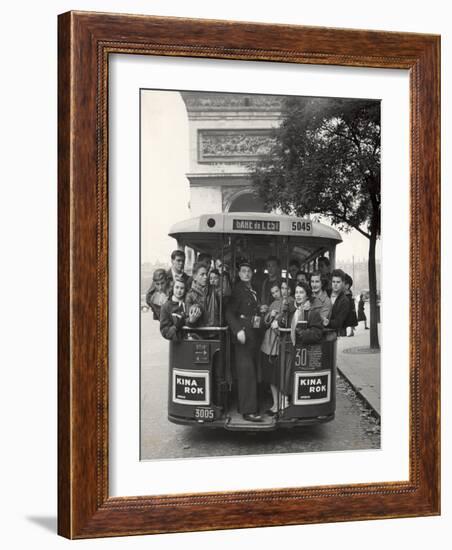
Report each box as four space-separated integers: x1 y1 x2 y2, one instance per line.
166 212 342 431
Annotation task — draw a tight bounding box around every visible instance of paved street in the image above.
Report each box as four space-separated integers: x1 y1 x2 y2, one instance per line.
140 311 380 460
337 304 381 417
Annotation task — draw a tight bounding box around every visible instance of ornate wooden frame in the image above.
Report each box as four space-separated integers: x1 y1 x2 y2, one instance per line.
58 11 440 539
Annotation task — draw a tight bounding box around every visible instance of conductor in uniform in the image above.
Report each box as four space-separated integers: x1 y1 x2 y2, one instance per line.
226 260 266 422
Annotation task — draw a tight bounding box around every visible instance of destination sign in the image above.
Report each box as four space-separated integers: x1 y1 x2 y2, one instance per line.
293 371 331 405
233 219 280 232
172 369 210 405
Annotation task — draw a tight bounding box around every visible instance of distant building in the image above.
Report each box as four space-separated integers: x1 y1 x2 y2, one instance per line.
180 92 283 215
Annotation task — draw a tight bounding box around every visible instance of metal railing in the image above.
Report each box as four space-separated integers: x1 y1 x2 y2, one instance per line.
181 326 229 332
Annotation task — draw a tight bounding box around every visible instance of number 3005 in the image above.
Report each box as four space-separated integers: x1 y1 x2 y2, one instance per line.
194 408 214 420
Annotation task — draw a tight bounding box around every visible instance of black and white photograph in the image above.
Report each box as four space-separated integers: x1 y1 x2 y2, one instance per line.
2 0 446 545
140 90 381 460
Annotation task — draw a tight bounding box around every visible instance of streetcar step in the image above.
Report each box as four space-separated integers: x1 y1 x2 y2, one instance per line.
225 409 277 431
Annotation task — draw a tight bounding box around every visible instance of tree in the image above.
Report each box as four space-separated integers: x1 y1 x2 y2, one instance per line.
251 96 381 349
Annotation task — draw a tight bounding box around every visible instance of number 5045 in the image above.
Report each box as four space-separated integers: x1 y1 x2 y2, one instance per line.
291 221 311 232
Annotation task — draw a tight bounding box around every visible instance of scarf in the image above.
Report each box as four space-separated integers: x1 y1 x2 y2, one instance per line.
171 296 185 313
190 281 208 301
290 303 309 345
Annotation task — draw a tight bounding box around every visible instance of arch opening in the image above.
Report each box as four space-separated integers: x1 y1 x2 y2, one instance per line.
228 192 265 213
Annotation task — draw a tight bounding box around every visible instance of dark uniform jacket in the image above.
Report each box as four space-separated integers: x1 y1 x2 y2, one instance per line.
225 281 261 343
251 271 266 300
327 290 350 333
225 281 263 414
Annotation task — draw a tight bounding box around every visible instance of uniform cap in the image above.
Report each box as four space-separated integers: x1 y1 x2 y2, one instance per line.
237 259 253 270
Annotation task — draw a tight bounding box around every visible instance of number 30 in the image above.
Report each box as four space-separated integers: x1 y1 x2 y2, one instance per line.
295 348 307 367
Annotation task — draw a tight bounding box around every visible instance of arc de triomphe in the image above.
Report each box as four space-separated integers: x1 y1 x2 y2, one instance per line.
180 92 283 216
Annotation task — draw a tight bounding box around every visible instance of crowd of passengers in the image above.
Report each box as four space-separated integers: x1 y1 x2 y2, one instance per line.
146 249 367 422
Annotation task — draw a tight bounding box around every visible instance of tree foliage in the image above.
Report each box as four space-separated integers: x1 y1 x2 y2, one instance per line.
251 97 380 239
251 96 381 348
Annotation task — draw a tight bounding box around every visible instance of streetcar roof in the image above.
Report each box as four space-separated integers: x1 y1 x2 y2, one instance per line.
169 212 342 242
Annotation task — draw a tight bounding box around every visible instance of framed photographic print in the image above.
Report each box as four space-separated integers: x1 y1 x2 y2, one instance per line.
58 11 440 538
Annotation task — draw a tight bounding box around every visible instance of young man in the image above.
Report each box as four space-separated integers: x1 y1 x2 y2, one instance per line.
288 259 301 281
145 268 169 320
209 268 220 289
195 252 212 271
310 270 332 326
166 249 190 293
323 269 350 334
318 256 331 278
251 258 267 298
318 256 332 295
287 259 301 294
225 261 264 422
185 262 221 327
260 256 282 307
214 259 232 300
296 271 308 285
295 270 309 292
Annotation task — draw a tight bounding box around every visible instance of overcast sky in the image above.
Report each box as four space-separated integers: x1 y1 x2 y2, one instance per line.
141 90 381 266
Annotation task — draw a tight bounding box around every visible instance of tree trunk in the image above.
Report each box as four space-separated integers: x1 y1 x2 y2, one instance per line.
368 231 380 349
